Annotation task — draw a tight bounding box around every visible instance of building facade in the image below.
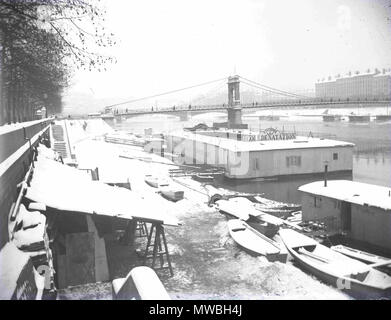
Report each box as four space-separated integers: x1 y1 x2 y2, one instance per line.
315 69 391 99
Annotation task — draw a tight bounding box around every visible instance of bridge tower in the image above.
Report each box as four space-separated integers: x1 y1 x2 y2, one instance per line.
227 75 243 128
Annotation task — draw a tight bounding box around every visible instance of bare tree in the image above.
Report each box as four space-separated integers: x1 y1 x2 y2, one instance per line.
0 0 116 124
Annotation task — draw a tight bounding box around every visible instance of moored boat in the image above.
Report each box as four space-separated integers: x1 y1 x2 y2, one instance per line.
348 115 370 122
331 245 390 265
192 173 214 182
247 220 279 238
323 115 342 122
215 199 250 220
375 115 391 121
228 219 287 262
279 229 391 298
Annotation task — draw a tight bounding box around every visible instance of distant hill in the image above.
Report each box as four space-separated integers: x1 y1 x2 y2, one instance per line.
62 91 136 116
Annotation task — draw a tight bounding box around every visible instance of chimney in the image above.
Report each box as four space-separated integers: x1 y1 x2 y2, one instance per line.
324 161 328 187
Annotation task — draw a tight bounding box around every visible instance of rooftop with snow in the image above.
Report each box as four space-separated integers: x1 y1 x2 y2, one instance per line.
168 130 355 153
298 180 391 211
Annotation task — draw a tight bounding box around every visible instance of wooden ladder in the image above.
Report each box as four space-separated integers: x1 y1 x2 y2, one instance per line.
143 223 173 276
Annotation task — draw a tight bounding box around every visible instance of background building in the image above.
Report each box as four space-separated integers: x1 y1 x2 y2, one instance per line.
315 68 391 99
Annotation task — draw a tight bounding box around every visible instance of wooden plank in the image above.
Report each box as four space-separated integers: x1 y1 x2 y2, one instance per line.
56 254 67 289
65 232 95 287
86 216 109 282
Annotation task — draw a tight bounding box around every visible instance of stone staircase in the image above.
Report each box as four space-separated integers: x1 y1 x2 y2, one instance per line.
51 124 69 159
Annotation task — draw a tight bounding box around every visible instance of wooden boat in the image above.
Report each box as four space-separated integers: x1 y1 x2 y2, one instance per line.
254 196 301 212
215 199 250 221
348 115 370 122
323 115 342 122
228 219 287 262
144 175 169 188
331 245 390 265
192 173 214 182
279 228 391 298
247 221 279 238
159 188 184 202
375 115 391 121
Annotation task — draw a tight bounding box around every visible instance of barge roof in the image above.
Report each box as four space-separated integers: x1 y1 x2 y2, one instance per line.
298 180 391 211
169 131 354 152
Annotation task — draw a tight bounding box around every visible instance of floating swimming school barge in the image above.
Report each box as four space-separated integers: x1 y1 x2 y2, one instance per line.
165 128 354 179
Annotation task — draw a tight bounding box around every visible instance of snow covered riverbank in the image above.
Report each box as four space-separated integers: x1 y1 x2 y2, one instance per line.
64 119 349 300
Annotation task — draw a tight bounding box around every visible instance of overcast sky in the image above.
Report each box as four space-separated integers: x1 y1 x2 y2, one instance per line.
65 0 391 108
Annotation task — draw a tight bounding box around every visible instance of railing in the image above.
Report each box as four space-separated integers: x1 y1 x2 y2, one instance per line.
0 118 52 249
114 97 391 116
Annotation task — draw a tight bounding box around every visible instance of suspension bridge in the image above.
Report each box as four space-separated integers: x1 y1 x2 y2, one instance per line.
104 75 390 123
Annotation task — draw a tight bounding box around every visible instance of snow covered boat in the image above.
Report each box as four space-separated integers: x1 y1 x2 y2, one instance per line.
144 175 169 188
323 115 342 122
253 196 301 218
160 188 184 202
228 219 287 262
247 221 279 238
279 229 391 298
348 114 370 122
331 245 391 265
192 173 214 182
215 199 250 220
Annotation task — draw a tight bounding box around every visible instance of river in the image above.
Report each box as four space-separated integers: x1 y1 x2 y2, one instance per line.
111 106 391 204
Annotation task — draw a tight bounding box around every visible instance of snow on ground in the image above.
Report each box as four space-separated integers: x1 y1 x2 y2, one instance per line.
63 120 350 299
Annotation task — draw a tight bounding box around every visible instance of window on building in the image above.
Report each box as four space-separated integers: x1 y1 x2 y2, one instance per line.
286 156 301 167
333 153 338 160
314 196 322 208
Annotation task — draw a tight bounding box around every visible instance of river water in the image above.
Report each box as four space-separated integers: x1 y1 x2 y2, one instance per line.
111 106 391 204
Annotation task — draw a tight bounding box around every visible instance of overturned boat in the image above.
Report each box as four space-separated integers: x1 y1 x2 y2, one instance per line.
159 188 184 202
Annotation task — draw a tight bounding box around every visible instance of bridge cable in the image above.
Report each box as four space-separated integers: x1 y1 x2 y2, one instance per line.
106 77 228 109
240 80 308 99
239 76 309 99
240 80 303 99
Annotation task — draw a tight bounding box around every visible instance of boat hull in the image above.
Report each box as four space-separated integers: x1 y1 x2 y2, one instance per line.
286 246 391 298
279 229 391 299
228 220 287 263
323 115 341 122
145 179 159 188
160 190 184 202
348 115 370 122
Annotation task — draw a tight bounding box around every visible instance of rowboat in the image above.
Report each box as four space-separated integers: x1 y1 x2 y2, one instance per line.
331 245 391 265
247 221 279 239
228 219 287 262
144 175 169 188
253 196 301 218
215 199 250 220
192 173 214 182
279 229 391 298
160 188 184 202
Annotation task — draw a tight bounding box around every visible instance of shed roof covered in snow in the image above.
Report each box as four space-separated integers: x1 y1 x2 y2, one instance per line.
25 156 179 226
298 180 391 211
